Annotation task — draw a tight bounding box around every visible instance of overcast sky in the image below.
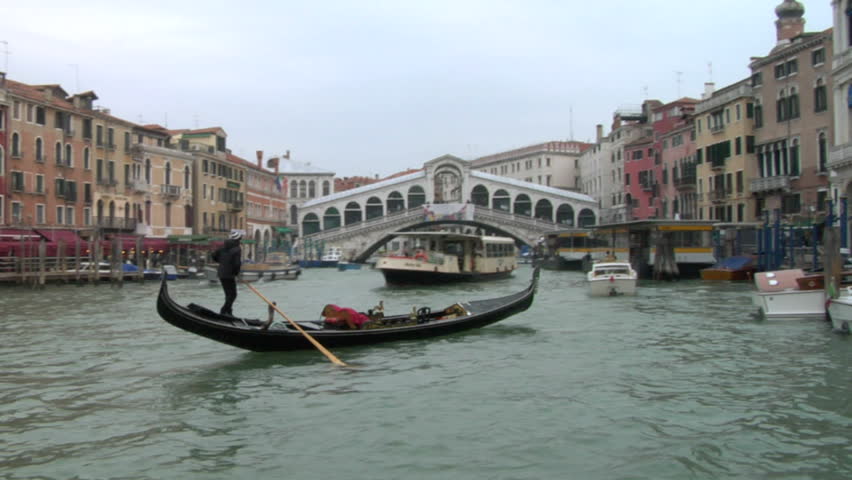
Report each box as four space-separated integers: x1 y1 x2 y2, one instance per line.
0 1 834 177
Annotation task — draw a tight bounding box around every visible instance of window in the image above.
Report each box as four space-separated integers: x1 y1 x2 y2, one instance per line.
754 103 763 128
83 147 90 169
746 136 755 154
0 108 4 130
12 100 20 119
11 171 24 191
812 48 825 66
82 119 92 139
786 59 798 76
35 107 45 125
108 161 115 182
56 206 64 225
751 72 763 87
11 132 20 157
96 159 103 182
0 145 4 175
185 167 190 189
64 144 72 167
96 125 103 146
107 128 115 148
36 174 44 194
818 132 828 172
776 92 787 122
774 64 786 79
83 207 91 226
203 184 207 200
124 132 130 152
35 137 44 162
36 204 45 224
782 194 801 214
735 137 742 155
736 171 743 193
11 201 23 223
746 103 754 119
66 206 75 226
736 104 741 121
788 88 800 119
815 79 828 112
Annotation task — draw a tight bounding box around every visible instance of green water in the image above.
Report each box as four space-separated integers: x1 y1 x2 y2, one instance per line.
2 265 851 479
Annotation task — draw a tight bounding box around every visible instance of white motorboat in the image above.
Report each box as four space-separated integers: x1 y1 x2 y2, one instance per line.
752 269 826 320
586 261 637 296
827 288 852 333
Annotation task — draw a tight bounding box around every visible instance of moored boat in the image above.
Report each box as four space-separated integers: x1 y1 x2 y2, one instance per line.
156 266 540 352
376 231 517 284
700 256 757 281
827 291 852 333
752 269 826 320
586 261 638 296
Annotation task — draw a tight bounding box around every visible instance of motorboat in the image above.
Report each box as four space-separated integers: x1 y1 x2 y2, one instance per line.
700 256 756 281
586 261 638 296
337 261 362 271
375 231 517 284
752 269 826 320
299 246 343 268
827 289 852 333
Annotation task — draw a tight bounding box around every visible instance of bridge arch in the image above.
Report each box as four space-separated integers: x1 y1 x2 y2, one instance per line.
354 220 531 263
302 213 320 235
387 191 405 213
493 189 510 211
556 204 574 225
323 207 341 230
344 201 362 225
366 196 383 219
471 184 489 207
514 194 532 216
578 208 596 227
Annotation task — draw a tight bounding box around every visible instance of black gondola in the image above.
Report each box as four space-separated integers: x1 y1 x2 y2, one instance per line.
156 267 540 352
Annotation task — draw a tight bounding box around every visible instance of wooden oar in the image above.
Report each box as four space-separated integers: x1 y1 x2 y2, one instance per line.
241 280 348 367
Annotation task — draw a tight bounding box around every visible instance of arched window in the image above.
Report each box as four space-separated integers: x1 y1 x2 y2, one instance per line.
299 180 307 198
165 163 172 185
290 180 298 198
513 194 532 216
108 201 116 221
776 90 787 122
578 208 596 227
788 86 800 119
65 144 72 167
366 196 383 219
322 180 330 196
323 207 341 230
534 199 553 221
35 137 43 162
11 132 20 157
790 138 800 176
493 189 510 211
814 78 828 112
387 191 404 213
344 201 362 225
407 186 426 209
97 199 104 222
308 180 316 198
302 213 320 235
819 131 828 172
471 185 489 207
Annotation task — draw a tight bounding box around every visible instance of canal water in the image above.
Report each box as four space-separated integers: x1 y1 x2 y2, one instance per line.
2 265 851 479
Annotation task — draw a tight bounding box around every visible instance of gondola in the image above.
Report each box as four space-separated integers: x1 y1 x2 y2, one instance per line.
156 266 540 352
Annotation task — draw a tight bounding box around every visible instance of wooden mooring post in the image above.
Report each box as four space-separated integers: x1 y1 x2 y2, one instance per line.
824 227 843 303
36 240 46 289
135 237 144 283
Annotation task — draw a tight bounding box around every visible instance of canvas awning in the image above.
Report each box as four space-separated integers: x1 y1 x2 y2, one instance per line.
275 227 293 234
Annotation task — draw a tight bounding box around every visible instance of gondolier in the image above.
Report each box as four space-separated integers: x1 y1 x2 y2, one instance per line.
212 230 243 316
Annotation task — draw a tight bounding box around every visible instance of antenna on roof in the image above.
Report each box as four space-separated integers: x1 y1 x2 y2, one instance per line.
1 40 10 74
675 71 683 98
569 106 574 140
68 63 79 92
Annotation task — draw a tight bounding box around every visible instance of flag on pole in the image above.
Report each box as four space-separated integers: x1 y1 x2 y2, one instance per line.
275 175 283 192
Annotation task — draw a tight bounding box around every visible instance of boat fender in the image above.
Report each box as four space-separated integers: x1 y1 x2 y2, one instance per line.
415 252 428 262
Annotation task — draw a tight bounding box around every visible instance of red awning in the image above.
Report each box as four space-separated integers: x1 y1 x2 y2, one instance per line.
0 228 45 241
142 238 170 252
36 229 85 245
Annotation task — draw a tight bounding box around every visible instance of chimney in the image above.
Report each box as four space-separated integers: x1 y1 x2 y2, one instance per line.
702 82 715 100
283 150 290 159
611 115 622 132
775 0 805 44
256 150 263 168
596 124 604 142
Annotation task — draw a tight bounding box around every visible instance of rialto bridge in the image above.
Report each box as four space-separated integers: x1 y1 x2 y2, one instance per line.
296 155 598 261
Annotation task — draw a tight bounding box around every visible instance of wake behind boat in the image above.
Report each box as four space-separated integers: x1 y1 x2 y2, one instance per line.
156 267 539 352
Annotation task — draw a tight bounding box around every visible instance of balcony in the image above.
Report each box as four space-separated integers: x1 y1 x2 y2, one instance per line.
710 123 725 134
203 226 230 234
129 180 149 193
640 181 654 192
94 216 137 231
829 143 852 170
97 178 119 187
673 174 696 190
160 184 182 197
710 158 726 170
750 175 791 194
228 201 244 212
64 128 75 138
710 189 729 203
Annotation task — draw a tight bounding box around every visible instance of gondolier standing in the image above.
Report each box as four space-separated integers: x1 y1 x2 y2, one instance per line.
212 230 243 316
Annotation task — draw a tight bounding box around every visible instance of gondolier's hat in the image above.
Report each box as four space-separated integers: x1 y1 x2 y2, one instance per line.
229 230 243 240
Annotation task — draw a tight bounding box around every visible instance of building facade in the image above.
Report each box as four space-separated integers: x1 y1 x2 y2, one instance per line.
829 0 852 207
282 157 335 226
472 141 590 192
694 80 758 223
4 80 94 230
231 151 288 261
749 1 832 223
0 73 7 224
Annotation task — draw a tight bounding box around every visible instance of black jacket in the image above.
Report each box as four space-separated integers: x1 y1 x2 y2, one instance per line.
212 239 242 279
